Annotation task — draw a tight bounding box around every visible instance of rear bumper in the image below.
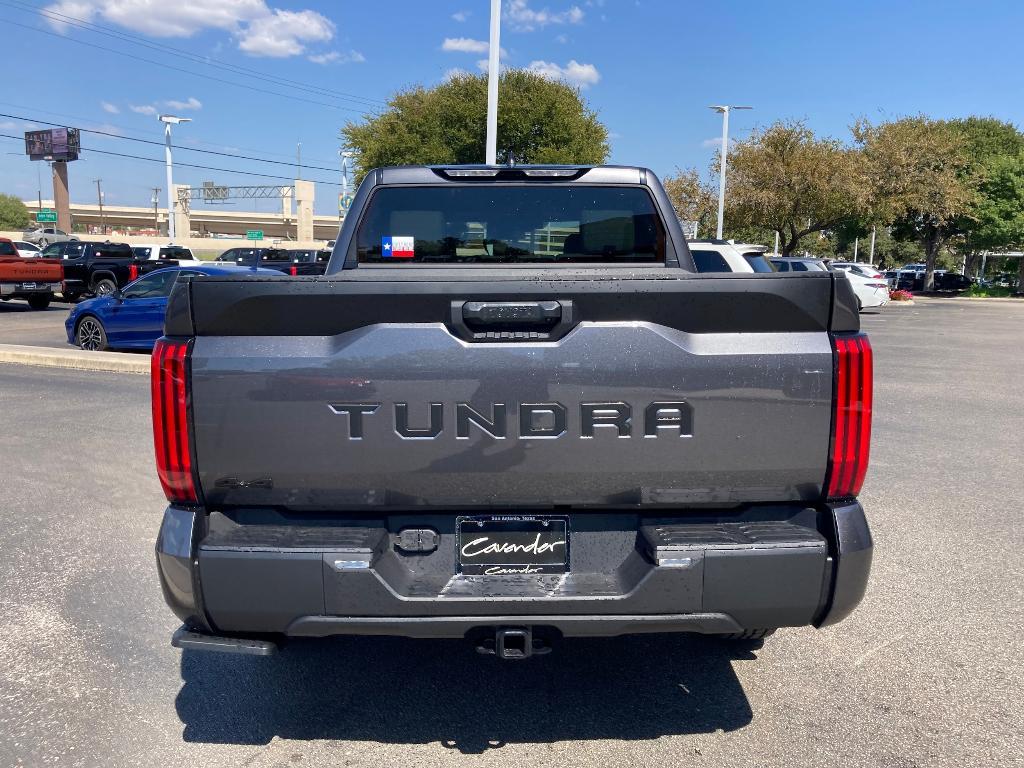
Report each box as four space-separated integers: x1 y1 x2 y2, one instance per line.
0 282 61 297
156 502 872 641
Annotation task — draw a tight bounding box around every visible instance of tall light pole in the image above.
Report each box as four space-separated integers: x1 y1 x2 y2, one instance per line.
708 105 752 240
93 178 105 234
485 0 501 164
152 188 161 233
158 114 191 241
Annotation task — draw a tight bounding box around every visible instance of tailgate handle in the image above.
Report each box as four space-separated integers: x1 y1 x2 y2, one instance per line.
451 300 575 342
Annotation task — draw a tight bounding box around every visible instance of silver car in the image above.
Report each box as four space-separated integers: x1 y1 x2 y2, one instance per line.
21 227 78 247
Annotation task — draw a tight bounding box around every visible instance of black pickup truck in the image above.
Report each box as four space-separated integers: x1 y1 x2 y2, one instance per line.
39 240 178 300
155 165 873 660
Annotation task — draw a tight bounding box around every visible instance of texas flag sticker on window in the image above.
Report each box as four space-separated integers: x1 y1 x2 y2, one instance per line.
381 236 415 258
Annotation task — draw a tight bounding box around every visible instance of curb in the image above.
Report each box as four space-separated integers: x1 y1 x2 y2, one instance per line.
887 300 916 306
0 343 149 374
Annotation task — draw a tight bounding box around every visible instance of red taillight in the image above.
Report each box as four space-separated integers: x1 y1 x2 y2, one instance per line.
129 263 139 282
289 265 298 276
826 334 873 499
152 339 199 504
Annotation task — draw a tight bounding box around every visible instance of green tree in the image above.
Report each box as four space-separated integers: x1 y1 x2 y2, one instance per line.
854 116 973 291
950 118 1024 280
724 120 870 255
662 168 717 238
343 70 609 180
0 193 30 230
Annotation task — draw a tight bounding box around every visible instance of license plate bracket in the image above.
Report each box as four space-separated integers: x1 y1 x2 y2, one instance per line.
457 515 569 575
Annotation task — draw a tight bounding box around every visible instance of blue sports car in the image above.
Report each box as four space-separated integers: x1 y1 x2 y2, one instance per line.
66 264 278 351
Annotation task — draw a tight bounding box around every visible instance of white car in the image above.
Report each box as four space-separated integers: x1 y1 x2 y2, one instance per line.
687 240 776 273
837 269 889 311
131 244 204 266
831 261 884 280
12 240 42 258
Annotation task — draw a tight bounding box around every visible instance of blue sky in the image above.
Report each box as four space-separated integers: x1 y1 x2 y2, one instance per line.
1 0 1022 216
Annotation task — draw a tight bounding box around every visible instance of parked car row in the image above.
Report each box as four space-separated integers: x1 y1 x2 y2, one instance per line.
686 241 890 312
214 246 331 276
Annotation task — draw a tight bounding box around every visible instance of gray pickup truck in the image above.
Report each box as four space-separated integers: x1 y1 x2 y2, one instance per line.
154 165 873 660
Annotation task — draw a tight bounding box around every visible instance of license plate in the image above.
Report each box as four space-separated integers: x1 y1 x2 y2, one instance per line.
457 516 569 575
19 282 39 290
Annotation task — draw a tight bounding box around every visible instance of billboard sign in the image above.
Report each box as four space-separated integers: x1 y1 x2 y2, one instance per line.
25 128 80 161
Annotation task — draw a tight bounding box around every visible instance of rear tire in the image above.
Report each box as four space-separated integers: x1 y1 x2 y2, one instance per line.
61 292 82 303
76 316 108 351
92 278 117 297
27 294 51 310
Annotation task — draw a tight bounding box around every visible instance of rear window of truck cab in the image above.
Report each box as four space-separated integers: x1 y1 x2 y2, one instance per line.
355 186 666 264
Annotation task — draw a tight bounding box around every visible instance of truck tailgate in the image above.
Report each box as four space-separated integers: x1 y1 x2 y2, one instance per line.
180 271 843 510
0 256 63 283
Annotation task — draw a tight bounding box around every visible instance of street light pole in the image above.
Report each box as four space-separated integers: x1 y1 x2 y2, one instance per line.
708 105 752 240
93 178 105 235
158 114 191 241
485 0 501 164
152 188 161 233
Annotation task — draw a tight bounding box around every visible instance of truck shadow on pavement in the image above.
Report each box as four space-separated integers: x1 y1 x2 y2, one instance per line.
176 633 756 753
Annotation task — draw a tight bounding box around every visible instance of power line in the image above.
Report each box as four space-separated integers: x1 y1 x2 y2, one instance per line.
0 0 386 110
0 132 341 186
0 16 377 115
1 111 344 173
0 99 340 166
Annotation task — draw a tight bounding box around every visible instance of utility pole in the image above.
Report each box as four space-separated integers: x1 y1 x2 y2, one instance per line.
93 178 105 234
853 236 859 262
152 187 161 234
297 142 302 181
869 226 876 266
708 105 752 239
159 114 191 241
485 0 501 164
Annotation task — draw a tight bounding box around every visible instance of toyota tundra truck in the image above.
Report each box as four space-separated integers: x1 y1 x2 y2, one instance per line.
0 237 63 309
155 165 873 660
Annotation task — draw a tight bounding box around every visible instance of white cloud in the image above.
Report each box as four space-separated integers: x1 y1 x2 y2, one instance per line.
165 97 202 111
452 10 470 22
44 0 269 37
100 101 119 114
526 59 600 88
130 104 158 116
0 120 16 130
308 49 365 64
442 36 489 54
43 0 336 58
555 33 568 43
237 8 334 57
504 0 584 31
443 67 471 81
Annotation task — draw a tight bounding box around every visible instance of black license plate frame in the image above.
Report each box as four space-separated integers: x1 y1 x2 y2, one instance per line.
456 515 569 576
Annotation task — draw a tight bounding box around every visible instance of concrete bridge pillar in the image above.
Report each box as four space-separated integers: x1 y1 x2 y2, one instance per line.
294 180 314 242
171 183 191 241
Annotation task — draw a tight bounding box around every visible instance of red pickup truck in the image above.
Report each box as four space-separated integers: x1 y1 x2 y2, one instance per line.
0 237 64 310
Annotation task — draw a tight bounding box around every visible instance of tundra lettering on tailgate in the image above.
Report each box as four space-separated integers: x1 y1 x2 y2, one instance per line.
327 401 692 440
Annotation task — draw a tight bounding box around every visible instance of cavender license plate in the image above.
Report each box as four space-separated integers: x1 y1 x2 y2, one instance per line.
457 516 569 575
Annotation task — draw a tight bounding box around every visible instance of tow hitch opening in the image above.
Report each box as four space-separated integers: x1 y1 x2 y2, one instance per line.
474 627 553 660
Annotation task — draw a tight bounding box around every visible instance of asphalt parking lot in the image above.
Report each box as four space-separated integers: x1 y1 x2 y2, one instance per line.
0 298 1021 767
0 298 78 349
